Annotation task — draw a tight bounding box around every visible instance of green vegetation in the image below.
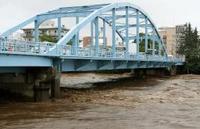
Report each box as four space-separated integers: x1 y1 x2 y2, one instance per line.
134 33 160 55
177 23 200 74
39 34 80 47
39 34 58 43
67 40 73 45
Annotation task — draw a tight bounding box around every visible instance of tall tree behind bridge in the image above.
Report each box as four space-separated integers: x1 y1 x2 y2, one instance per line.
177 23 200 73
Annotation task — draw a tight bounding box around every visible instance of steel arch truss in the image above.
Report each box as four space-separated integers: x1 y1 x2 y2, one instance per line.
1 3 168 58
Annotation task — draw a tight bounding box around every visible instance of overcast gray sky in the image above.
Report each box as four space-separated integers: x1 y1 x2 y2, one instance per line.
0 0 199 33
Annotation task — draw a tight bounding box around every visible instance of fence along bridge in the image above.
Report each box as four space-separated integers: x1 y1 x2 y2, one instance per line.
0 3 184 100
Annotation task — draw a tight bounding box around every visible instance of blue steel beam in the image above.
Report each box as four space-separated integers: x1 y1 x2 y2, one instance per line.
115 24 152 30
125 6 129 57
91 20 94 47
54 3 150 46
98 17 124 41
95 17 99 57
102 14 145 21
57 17 62 40
38 12 91 19
34 19 40 42
152 30 156 55
1 16 36 38
50 4 109 13
103 19 106 48
112 8 116 57
136 10 140 54
145 17 148 53
0 3 185 74
75 17 80 55
1 2 168 58
61 59 179 72
0 55 52 67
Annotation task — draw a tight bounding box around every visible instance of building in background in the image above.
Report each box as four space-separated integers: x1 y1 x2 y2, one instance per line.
158 25 186 56
82 36 108 48
22 21 69 42
83 36 92 47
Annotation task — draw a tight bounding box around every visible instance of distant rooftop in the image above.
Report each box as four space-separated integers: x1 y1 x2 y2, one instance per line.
23 20 69 30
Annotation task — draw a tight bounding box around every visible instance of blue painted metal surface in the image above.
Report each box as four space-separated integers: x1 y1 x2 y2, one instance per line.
0 3 185 73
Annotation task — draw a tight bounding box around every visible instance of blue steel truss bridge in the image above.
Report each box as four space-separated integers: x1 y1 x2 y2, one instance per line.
0 3 185 73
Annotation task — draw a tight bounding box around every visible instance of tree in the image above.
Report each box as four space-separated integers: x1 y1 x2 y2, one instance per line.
67 40 73 45
177 23 200 74
134 33 157 54
39 34 58 43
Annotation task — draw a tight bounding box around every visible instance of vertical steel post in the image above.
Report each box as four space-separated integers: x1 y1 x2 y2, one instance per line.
34 19 39 42
145 17 148 54
95 17 99 56
57 17 62 40
159 40 161 56
112 8 116 57
136 10 140 54
125 6 129 57
103 19 106 49
75 17 79 55
90 21 94 56
152 30 155 56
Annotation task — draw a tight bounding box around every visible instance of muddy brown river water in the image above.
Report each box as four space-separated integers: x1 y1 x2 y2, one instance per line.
1 74 200 129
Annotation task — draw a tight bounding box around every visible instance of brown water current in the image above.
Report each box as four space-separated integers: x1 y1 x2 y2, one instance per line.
1 74 200 129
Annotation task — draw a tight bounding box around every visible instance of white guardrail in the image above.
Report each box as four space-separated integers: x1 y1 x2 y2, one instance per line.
0 39 185 62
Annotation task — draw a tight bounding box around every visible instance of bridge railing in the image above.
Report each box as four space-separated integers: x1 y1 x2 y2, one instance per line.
0 39 55 55
168 55 185 63
0 39 185 63
59 45 169 61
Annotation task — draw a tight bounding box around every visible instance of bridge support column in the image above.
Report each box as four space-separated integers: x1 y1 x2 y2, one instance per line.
51 59 62 99
32 61 61 101
32 68 52 102
134 69 147 79
166 65 177 76
34 81 50 102
51 71 61 99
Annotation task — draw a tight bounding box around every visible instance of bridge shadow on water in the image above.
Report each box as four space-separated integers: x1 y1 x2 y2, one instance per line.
0 89 33 104
62 74 172 98
0 73 172 103
94 76 169 90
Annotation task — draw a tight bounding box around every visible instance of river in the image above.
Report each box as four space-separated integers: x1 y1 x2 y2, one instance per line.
0 74 200 129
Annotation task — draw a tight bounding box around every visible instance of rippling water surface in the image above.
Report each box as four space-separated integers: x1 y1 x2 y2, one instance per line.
1 74 200 129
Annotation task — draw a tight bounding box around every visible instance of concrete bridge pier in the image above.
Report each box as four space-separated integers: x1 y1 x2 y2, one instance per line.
165 65 177 76
50 69 61 99
34 81 50 102
170 66 177 76
33 65 61 101
31 58 62 101
29 68 51 102
133 69 147 79
0 66 62 102
51 58 62 99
